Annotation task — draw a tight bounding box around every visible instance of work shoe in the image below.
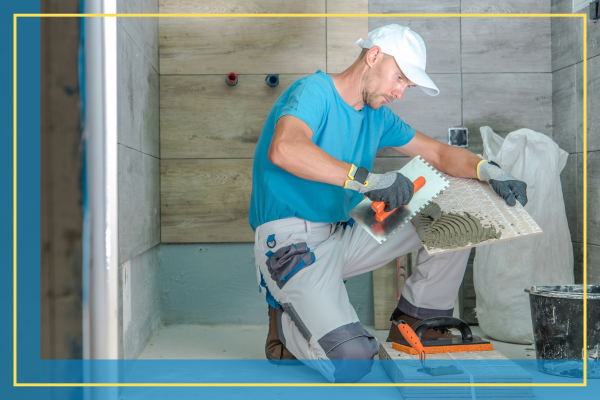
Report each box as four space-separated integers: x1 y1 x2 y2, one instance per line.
386 308 481 342
265 305 301 365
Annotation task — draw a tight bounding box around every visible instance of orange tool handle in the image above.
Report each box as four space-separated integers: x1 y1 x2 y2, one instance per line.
397 321 426 361
371 176 426 222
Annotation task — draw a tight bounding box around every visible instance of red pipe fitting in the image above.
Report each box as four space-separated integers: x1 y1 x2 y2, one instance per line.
226 72 238 86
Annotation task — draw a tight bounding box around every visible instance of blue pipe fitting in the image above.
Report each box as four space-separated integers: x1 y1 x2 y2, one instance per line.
266 74 279 87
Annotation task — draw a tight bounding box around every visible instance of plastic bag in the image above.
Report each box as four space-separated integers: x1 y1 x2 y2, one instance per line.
473 126 574 344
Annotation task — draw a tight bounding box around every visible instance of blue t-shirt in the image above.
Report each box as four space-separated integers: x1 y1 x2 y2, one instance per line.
248 70 415 231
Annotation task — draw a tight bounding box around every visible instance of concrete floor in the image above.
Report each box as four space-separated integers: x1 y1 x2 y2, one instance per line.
139 323 536 360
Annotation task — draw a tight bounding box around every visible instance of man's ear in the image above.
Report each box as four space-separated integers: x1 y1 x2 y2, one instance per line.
365 46 383 68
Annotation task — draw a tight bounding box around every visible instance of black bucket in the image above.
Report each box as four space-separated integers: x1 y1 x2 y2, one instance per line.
526 285 600 378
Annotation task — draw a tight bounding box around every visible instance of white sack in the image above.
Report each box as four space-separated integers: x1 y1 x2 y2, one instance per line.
474 126 574 344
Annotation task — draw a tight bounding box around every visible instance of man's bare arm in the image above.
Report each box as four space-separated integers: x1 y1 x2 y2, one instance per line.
392 130 482 179
268 115 351 186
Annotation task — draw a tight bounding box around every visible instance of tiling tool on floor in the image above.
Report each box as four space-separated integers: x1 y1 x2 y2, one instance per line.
349 155 449 244
392 317 494 356
394 317 464 377
379 341 535 398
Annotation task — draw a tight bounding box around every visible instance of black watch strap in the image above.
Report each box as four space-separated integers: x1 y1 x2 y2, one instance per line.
353 167 369 185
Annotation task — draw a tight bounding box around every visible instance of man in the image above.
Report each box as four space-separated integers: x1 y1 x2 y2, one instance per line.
248 24 527 383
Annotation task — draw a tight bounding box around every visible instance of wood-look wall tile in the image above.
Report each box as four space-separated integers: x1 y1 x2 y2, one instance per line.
462 73 552 156
161 159 254 242
326 0 368 74
158 0 326 74
552 64 577 153
160 75 305 159
118 0 159 73
119 146 161 264
369 0 461 73
377 74 462 157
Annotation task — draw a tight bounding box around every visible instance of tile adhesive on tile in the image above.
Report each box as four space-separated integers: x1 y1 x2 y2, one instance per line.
411 202 501 250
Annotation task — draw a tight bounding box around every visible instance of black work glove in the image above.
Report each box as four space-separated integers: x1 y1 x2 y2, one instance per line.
345 166 414 212
477 160 528 207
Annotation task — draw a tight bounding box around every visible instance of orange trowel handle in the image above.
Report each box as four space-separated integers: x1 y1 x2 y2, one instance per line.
371 176 426 222
396 321 426 361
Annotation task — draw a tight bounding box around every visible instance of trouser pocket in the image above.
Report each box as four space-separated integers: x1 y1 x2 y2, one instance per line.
266 242 315 289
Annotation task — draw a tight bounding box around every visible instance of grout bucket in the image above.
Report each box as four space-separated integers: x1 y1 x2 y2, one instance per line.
526 285 600 379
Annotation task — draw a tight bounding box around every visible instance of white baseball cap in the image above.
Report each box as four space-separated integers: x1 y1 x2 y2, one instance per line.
357 24 439 96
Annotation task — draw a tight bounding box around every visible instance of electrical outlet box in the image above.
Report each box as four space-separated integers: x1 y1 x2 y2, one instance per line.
448 127 468 147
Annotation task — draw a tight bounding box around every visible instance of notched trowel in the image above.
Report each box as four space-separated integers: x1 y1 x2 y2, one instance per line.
349 155 449 244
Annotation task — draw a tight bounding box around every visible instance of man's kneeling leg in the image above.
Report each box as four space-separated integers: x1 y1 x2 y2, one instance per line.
327 334 378 383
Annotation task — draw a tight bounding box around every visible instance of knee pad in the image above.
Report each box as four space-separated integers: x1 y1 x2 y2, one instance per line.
327 335 378 383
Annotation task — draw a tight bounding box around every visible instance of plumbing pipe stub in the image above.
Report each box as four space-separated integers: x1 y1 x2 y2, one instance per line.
266 74 279 87
226 72 238 86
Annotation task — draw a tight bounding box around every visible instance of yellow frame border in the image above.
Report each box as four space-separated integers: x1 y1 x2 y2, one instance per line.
13 13 588 388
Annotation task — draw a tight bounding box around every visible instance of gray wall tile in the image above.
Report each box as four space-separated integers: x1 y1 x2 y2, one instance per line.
142 58 160 158
576 152 584 244
119 245 161 360
573 242 582 283
369 0 461 73
583 5 600 60
552 64 577 153
462 1 551 73
462 17 551 73
118 24 160 158
561 154 578 242
551 2 599 70
585 55 600 152
574 242 600 285
377 74 462 157
576 61 585 153
551 0 583 71
463 73 552 155
580 151 600 247
118 145 160 265
462 0 550 13
117 0 159 73
118 25 141 151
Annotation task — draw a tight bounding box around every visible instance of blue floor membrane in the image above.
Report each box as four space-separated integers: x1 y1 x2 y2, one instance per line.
36 357 600 400
37 359 600 384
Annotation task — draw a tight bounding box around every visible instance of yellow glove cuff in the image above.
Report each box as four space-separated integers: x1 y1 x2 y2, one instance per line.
343 164 356 189
476 159 488 181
